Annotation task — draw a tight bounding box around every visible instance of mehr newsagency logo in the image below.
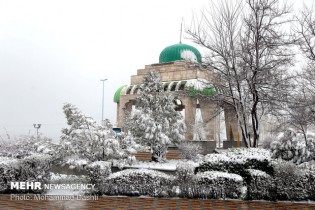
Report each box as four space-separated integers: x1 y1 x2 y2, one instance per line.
10 182 95 190
9 181 98 201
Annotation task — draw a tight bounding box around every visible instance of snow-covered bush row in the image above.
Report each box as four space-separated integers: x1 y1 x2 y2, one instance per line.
271 130 315 164
240 160 315 201
186 171 245 199
308 170 315 200
20 154 52 184
271 160 314 201
0 157 20 192
100 164 244 199
102 169 174 197
244 160 315 201
0 135 58 159
197 148 273 176
86 161 111 193
0 154 52 193
244 169 273 200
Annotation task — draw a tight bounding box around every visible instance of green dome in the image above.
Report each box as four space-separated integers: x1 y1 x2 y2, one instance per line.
114 85 126 103
159 43 202 63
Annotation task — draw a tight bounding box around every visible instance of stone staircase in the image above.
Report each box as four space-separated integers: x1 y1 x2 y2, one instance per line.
135 149 182 161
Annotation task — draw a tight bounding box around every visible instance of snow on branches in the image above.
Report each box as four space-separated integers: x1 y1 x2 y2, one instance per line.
60 103 135 162
270 130 315 164
126 70 185 162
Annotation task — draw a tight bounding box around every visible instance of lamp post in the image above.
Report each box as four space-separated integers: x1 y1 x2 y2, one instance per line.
33 124 41 140
100 79 108 125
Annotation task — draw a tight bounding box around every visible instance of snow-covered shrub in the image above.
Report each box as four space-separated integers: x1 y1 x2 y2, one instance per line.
197 148 273 176
271 160 310 200
0 135 58 159
86 161 111 193
189 171 245 199
298 160 315 171
270 130 315 164
178 142 201 160
175 162 195 197
103 169 174 197
176 162 195 182
119 134 135 150
19 154 52 192
61 155 89 170
60 103 135 162
0 157 20 193
0 154 51 193
126 70 185 162
245 169 273 200
298 163 315 201
307 170 315 200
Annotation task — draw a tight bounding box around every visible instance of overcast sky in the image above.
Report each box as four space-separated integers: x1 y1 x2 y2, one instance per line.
0 0 312 142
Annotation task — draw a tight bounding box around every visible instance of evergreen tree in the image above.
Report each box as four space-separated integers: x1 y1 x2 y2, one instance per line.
127 70 185 162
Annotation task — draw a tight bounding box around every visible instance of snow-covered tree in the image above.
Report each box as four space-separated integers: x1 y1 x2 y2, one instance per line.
187 0 295 147
60 103 135 162
291 5 315 132
126 70 185 162
192 121 208 141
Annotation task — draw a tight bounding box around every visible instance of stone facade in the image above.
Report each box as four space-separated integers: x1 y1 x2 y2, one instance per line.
131 61 219 84
115 60 239 143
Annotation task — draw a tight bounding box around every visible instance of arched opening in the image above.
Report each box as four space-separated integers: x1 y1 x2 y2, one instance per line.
163 83 170 91
170 82 177 91
126 86 133 95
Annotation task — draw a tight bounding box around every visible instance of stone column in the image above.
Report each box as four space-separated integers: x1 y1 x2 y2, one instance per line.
117 97 134 129
117 94 137 128
182 97 197 141
121 101 133 132
199 100 218 141
116 102 121 127
224 106 239 141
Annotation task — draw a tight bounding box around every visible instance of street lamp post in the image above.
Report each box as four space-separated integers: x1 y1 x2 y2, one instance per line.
33 124 41 140
100 79 108 125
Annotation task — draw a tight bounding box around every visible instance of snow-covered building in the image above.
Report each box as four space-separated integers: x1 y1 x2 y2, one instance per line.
113 43 239 147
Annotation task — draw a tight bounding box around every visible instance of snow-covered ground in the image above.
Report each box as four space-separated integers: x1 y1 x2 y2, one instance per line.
112 159 200 171
46 173 90 196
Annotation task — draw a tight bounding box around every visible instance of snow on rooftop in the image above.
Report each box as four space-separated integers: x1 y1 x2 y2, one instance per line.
186 78 211 90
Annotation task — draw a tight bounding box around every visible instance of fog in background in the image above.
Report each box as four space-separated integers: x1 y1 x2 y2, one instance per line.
0 0 311 142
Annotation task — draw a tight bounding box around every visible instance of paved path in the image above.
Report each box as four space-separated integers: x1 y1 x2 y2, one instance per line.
1 195 315 210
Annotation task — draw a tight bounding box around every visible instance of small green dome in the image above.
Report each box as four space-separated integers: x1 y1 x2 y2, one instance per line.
114 85 126 103
159 43 202 63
